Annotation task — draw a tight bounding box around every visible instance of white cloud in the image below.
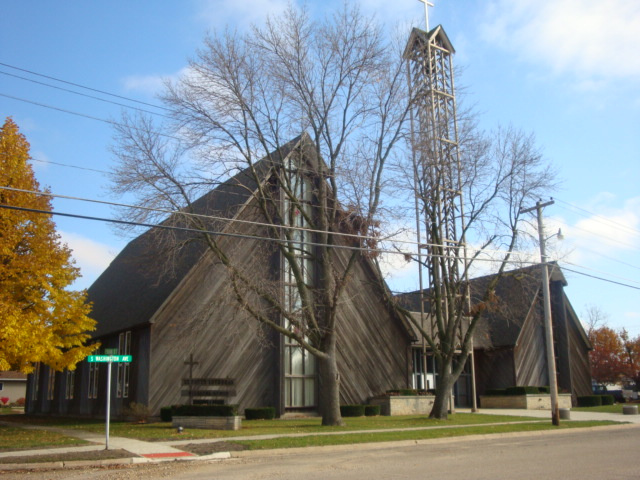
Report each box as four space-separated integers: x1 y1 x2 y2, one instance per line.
544 195 640 291
194 0 289 30
122 74 166 97
378 227 420 293
122 67 192 98
565 195 640 251
59 231 118 286
481 0 640 82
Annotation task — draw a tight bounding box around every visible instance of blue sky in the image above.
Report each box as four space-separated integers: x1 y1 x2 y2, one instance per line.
1 0 639 335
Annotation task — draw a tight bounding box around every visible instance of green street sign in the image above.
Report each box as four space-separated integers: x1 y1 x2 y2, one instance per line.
87 355 132 363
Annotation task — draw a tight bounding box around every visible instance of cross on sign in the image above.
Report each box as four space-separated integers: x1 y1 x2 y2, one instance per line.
419 0 435 31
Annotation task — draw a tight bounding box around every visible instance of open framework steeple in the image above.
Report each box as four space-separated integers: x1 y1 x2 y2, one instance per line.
404 5 476 410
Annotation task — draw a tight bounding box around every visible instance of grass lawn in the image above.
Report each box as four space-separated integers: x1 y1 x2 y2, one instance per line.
0 424 88 451
0 412 547 442
0 406 23 415
573 404 636 414
236 420 617 450
0 413 619 457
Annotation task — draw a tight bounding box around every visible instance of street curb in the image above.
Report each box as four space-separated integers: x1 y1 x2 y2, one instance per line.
230 422 640 458
1 423 636 472
0 449 274 471
0 451 232 472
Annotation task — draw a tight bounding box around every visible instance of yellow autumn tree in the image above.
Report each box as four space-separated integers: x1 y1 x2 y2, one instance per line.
0 117 97 373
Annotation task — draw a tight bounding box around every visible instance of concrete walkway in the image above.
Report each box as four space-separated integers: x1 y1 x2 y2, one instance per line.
457 407 640 424
1 407 638 470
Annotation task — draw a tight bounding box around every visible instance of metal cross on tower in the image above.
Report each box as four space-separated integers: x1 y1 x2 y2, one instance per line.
419 0 435 31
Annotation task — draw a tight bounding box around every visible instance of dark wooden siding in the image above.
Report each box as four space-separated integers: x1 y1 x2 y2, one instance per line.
333 250 412 404
148 207 280 415
566 305 593 399
473 348 515 394
551 281 573 394
513 299 548 387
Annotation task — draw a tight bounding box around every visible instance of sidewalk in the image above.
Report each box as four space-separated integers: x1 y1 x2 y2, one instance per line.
457 407 640 424
1 408 638 470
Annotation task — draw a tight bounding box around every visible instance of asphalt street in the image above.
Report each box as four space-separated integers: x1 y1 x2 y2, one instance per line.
3 425 638 479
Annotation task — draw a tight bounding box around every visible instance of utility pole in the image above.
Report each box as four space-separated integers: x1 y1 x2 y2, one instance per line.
521 199 560 426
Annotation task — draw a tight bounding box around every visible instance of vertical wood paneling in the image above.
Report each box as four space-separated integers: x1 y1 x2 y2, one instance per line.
567 306 593 399
148 205 280 414
332 249 412 404
514 300 548 387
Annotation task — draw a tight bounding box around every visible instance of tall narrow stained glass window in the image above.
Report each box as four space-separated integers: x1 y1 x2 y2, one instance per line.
282 164 317 408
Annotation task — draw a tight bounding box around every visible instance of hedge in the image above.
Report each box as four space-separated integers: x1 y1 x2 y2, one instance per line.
160 407 173 422
385 389 431 396
577 395 602 407
505 386 541 396
340 404 365 417
484 389 507 396
244 407 276 420
599 394 615 406
364 405 380 416
172 404 238 417
538 386 550 394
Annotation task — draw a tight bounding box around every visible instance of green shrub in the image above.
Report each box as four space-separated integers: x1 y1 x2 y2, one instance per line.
244 407 276 420
399 389 418 396
505 386 540 396
172 404 238 417
538 386 550 394
340 404 365 417
577 395 603 407
385 389 420 396
160 407 173 422
599 394 615 406
364 405 380 416
484 389 507 396
193 399 224 405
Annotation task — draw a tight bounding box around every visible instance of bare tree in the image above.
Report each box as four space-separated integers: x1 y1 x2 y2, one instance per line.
584 304 610 335
110 4 411 426
397 124 558 419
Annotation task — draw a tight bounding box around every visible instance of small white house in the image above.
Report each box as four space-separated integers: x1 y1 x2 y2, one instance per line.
0 371 27 405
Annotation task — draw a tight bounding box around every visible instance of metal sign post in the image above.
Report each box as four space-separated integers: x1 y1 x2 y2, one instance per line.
106 360 112 449
88 352 133 449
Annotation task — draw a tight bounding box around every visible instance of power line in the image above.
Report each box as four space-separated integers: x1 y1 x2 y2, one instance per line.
567 244 640 272
0 70 171 119
0 185 541 259
564 221 640 252
559 265 640 291
0 92 181 141
0 61 170 112
559 259 640 289
0 202 481 260
28 156 110 175
555 197 640 237
2 200 638 291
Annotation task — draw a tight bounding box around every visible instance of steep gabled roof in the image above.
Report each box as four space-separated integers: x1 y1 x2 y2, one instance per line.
395 264 573 350
403 25 456 59
89 136 303 338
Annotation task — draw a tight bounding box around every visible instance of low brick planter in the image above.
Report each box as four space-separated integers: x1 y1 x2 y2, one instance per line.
172 415 242 430
479 394 572 410
369 395 435 416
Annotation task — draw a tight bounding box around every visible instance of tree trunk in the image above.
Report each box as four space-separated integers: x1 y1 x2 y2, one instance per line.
430 360 455 420
317 335 344 426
